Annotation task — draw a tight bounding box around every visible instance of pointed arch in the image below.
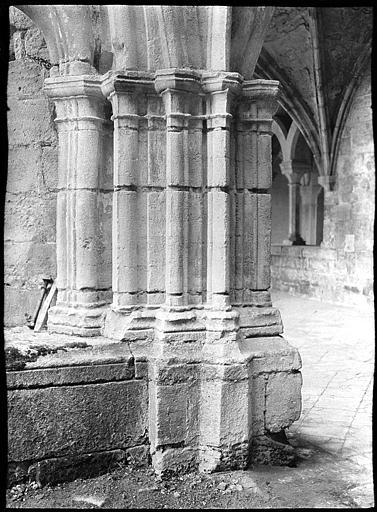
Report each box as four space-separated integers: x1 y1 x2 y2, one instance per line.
286 122 301 161
18 5 97 74
329 46 371 178
271 119 289 161
255 48 322 171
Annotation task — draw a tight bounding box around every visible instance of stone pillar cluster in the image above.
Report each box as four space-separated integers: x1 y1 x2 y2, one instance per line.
45 69 302 475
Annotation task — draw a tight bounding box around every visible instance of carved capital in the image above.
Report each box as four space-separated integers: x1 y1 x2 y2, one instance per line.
154 68 201 95
240 79 280 127
101 71 155 122
101 70 155 100
44 75 104 101
280 160 311 184
201 71 243 95
202 72 243 129
44 75 107 125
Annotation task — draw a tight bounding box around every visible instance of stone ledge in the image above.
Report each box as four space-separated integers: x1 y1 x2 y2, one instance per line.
239 336 302 374
4 327 133 371
6 362 135 390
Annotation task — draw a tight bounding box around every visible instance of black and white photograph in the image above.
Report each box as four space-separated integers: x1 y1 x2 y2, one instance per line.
3 3 374 509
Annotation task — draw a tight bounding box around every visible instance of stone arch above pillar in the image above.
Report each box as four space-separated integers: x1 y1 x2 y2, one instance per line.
104 6 275 75
230 7 275 78
329 48 371 181
271 118 289 161
18 5 100 75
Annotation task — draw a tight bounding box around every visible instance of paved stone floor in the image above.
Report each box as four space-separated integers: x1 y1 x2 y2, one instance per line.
273 290 374 507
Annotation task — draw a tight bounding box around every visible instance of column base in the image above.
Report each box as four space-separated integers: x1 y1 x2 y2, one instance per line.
102 306 157 340
47 303 108 336
155 306 206 333
148 306 302 476
235 305 283 337
284 235 306 246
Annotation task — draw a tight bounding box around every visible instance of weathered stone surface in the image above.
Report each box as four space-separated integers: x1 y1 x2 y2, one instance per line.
265 371 302 432
219 380 249 445
150 362 200 385
4 288 43 328
236 306 282 331
149 382 188 448
8 380 148 461
152 447 198 477
4 194 56 244
199 362 250 473
249 372 267 437
7 98 55 146
241 336 302 375
9 6 34 30
125 445 151 467
8 60 48 98
6 27 58 327
4 240 57 322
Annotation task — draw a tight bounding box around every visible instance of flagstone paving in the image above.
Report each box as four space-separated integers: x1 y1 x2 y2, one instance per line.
274 290 374 507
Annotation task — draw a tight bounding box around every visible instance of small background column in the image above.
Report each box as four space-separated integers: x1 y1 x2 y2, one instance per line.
280 160 309 245
300 172 322 245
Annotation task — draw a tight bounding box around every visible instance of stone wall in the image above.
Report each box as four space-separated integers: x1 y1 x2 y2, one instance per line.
6 332 149 486
5 8 58 326
6 8 114 327
271 66 374 308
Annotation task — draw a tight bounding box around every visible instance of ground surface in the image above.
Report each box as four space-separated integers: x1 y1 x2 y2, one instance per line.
7 292 374 509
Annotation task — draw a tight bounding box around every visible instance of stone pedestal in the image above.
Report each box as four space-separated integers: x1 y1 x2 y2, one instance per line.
44 76 110 335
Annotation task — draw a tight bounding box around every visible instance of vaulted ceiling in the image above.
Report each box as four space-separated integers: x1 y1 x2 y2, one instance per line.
255 6 372 176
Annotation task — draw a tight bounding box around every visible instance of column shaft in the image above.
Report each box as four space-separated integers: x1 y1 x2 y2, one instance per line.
288 181 301 242
44 77 109 335
110 92 140 307
155 71 201 309
300 183 322 245
203 76 242 310
238 80 280 305
164 107 188 305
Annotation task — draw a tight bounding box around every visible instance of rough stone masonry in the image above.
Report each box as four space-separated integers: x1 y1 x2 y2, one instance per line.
6 5 305 485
